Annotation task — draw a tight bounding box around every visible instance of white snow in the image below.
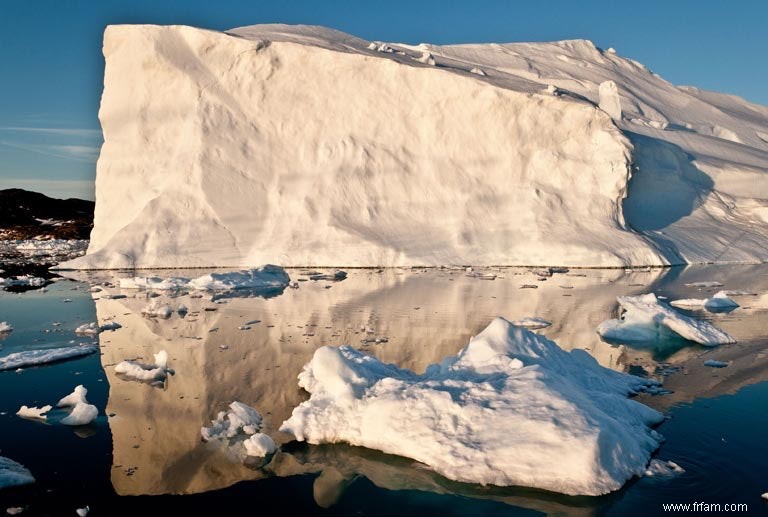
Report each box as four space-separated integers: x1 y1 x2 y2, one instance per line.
0 345 98 371
120 265 290 291
58 385 98 426
56 24 768 269
114 350 171 382
280 317 664 496
670 291 739 310
243 433 278 457
0 322 12 333
0 456 34 489
509 317 552 329
16 405 52 420
201 401 263 441
597 294 735 346
644 459 685 477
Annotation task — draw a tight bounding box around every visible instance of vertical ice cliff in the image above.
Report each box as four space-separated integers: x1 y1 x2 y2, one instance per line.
62 24 768 269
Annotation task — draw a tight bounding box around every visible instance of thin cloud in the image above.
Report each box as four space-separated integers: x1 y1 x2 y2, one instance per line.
0 140 101 163
0 126 102 138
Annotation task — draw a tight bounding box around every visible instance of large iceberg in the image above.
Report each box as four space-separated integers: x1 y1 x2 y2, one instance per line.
280 317 664 496
60 24 768 269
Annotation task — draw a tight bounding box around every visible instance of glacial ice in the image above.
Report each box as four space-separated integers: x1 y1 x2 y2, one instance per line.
280 317 664 496
597 294 735 346
0 345 98 371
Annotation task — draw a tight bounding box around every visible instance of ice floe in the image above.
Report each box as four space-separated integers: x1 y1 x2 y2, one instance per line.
597 294 735 346
57 385 98 426
684 281 723 288
0 322 12 333
644 459 685 477
509 317 552 329
121 265 290 292
115 350 172 383
243 433 278 457
280 317 664 496
670 291 739 311
16 405 52 421
201 401 263 441
0 275 46 287
0 345 98 371
703 359 729 368
0 456 34 489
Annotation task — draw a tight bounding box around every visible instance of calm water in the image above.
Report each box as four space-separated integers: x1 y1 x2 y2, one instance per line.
1 265 767 515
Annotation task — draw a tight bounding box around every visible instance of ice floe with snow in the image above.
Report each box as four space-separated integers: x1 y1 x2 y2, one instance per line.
0 345 98 371
670 291 739 311
0 456 34 489
597 294 735 346
280 317 664 496
57 385 98 426
115 350 173 384
16 405 52 421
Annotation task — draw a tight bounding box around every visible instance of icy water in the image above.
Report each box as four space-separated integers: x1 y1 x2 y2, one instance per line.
1 265 767 515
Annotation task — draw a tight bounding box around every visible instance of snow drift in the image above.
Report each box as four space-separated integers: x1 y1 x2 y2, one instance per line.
62 24 768 268
280 317 664 496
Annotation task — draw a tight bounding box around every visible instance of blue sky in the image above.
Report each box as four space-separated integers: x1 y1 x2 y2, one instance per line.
1 0 766 200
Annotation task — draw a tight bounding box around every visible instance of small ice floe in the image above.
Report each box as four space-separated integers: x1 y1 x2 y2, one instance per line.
509 317 552 329
57 385 98 426
0 322 12 334
416 51 435 65
0 276 46 287
6 506 25 515
115 351 173 384
307 270 347 282
16 405 52 421
670 291 739 311
466 271 497 280
0 345 98 371
75 322 100 335
761 492 768 501
201 401 263 441
281 317 664 496
597 294 735 346
76 507 89 517
121 265 290 292
141 303 173 319
644 459 685 477
704 359 729 368
243 433 277 457
119 276 188 290
684 281 723 288
470 67 486 76
0 456 35 489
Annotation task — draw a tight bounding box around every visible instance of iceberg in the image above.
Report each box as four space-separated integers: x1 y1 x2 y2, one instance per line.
0 456 34 489
58 24 768 269
670 291 739 310
597 294 735 346
280 317 664 496
0 345 98 371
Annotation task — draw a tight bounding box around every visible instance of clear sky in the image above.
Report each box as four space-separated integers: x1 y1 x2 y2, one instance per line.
1 0 765 200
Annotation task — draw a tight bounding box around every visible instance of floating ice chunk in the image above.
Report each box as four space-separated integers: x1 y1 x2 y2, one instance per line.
762 492 768 501
644 459 685 477
416 51 435 65
75 322 100 335
375 43 394 53
670 291 739 310
0 456 34 489
201 401 263 441
119 276 188 290
60 402 98 426
469 67 486 76
0 322 12 333
141 303 172 319
509 317 552 329
76 507 89 517
16 405 52 420
597 294 735 346
100 321 122 332
6 507 25 515
704 359 729 368
281 317 664 496
57 385 88 407
684 281 723 288
598 80 622 120
189 265 290 290
243 433 277 457
307 270 347 282
0 276 46 287
0 345 98 371
114 350 172 383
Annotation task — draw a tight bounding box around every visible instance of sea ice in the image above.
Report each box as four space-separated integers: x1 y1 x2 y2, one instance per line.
281 317 664 496
0 345 98 371
597 294 735 346
0 456 34 489
201 401 263 441
57 385 98 426
114 350 172 383
670 291 739 310
0 322 12 333
644 459 685 477
16 405 52 420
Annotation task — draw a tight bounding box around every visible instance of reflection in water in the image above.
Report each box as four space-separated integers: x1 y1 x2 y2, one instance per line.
81 265 768 511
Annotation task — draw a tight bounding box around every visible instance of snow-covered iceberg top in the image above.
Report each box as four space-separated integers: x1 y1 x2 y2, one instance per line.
0 344 99 371
597 293 735 346
280 317 664 496
119 265 290 291
670 291 739 311
0 456 35 489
